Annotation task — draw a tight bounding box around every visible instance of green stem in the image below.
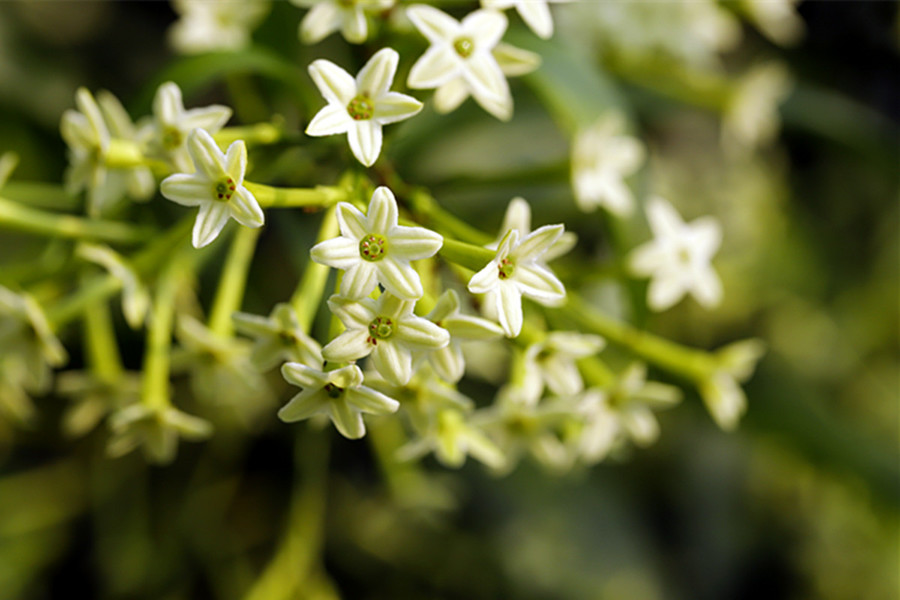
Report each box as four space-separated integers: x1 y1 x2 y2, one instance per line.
208 227 260 337
0 196 152 244
81 274 122 382
214 121 283 148
291 206 338 333
438 239 495 272
244 182 346 209
408 190 493 246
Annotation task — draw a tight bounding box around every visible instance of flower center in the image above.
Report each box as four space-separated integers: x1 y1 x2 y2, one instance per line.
213 177 236 202
367 316 394 344
677 247 692 264
161 126 183 150
453 36 475 58
497 258 515 280
279 330 297 346
347 94 374 121
359 234 387 261
324 382 344 399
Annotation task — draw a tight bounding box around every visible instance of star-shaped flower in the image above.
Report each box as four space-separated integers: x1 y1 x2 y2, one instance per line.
571 111 645 216
406 6 511 120
425 289 504 383
306 48 422 167
521 331 606 403
293 0 394 45
323 293 450 386
160 128 264 248
468 225 566 338
279 362 399 439
397 407 507 470
169 0 271 54
232 303 323 371
481 0 568 40
628 196 722 311
107 403 213 464
699 339 765 430
144 81 232 173
310 186 442 300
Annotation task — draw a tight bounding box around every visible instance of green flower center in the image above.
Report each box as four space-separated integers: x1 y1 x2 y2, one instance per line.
161 126 183 150
324 382 344 399
367 316 394 344
213 177 235 202
278 330 297 346
453 37 474 58
337 0 356 7
359 234 387 261
498 258 515 280
347 95 374 121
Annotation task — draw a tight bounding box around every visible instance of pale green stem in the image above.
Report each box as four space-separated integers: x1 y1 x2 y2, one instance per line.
208 226 261 338
214 121 283 148
438 239 495 272
81 274 122 382
244 182 346 209
603 55 730 112
0 196 152 244
291 206 338 333
408 190 493 246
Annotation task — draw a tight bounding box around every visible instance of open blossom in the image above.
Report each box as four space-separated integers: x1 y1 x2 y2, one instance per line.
279 363 398 439
397 408 507 470
310 186 442 300
306 48 422 167
722 61 792 154
571 111 645 216
700 339 766 430
160 129 264 248
406 6 512 121
293 0 394 44
425 289 504 383
520 332 606 403
232 303 323 371
468 226 566 338
628 196 722 311
144 82 232 173
107 403 212 464
323 293 450 386
169 0 270 54
481 0 568 40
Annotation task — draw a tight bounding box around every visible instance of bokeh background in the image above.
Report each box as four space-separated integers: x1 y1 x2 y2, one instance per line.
0 1 897 599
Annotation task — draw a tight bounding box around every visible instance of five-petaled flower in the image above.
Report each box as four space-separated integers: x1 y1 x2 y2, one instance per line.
279 362 399 439
310 186 442 300
628 196 723 311
160 128 264 249
293 0 394 45
406 5 512 121
468 225 566 338
306 48 422 167
323 293 450 386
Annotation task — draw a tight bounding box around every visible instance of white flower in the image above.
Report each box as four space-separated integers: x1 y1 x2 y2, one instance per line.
306 48 422 167
279 362 399 439
310 186 442 300
700 338 765 430
169 0 270 54
96 91 155 203
293 0 394 44
397 408 507 470
571 111 645 216
742 0 804 46
722 62 792 154
232 303 323 371
323 293 450 386
481 0 568 40
628 196 722 311
521 331 606 402
425 289 504 383
406 6 512 121
160 129 264 249
490 197 576 262
145 81 232 173
107 403 213 464
468 225 566 338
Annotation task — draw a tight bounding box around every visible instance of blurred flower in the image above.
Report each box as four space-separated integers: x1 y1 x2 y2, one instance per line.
169 0 270 54
160 128 264 248
628 196 723 311
722 61 793 154
700 339 766 430
406 5 512 120
56 371 141 438
742 0 805 46
468 226 566 337
323 292 450 386
481 0 568 40
306 48 422 167
364 363 472 432
279 362 398 439
232 303 323 371
107 402 213 464
95 91 154 201
398 407 507 470
293 0 394 44
571 112 645 216
521 331 606 402
425 289 504 383
144 81 232 174
311 186 441 300
0 152 17 188
76 243 150 329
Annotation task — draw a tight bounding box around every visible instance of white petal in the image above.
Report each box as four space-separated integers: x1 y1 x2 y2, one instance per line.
281 362 327 390
308 59 357 105
406 5 460 43
300 2 342 44
516 0 553 39
154 82 183 125
471 85 513 121
542 357 583 396
688 216 722 258
180 105 232 134
628 242 665 276
646 196 685 240
340 262 379 299
429 344 465 383
186 128 226 180
371 342 412 386
329 398 365 439
192 202 230 248
647 275 686 311
443 314 503 340
622 407 659 446
346 386 400 415
306 104 353 137
327 295 376 329
462 8 507 48
500 197 531 239
468 261 500 295
513 224 564 261
408 46 460 90
495 283 523 337
396 315 449 349
347 121 383 167
322 329 374 362
433 78 469 114
357 48 399 98
311 236 360 269
388 225 442 261
336 202 369 239
366 186 398 234
372 92 423 125
690 267 723 308
377 256 423 300
228 187 264 228
328 364 365 389
462 52 508 103
427 289 459 322
513 263 565 302
340 7 367 43
278 390 327 422
160 174 208 207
